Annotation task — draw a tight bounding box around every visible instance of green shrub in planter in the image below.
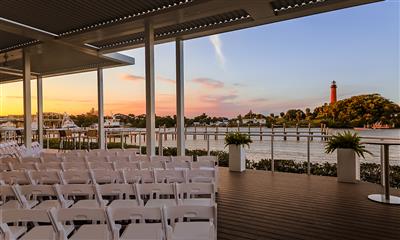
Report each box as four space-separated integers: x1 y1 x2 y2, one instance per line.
325 131 371 158
224 132 252 147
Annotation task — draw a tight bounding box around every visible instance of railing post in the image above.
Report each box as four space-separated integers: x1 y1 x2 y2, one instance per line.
307 136 311 175
121 131 124 149
138 132 142 155
283 123 287 141
271 135 274 172
215 125 218 140
158 133 163 156
296 123 300 141
207 134 210 156
259 123 262 141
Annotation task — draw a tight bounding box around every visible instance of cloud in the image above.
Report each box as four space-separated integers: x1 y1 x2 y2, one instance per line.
119 74 175 84
209 35 225 68
249 98 268 103
119 74 144 82
157 76 175 84
192 78 224 89
233 83 247 87
202 94 238 103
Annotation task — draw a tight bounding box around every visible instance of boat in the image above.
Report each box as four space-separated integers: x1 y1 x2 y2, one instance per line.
354 122 393 130
61 113 79 129
104 113 122 128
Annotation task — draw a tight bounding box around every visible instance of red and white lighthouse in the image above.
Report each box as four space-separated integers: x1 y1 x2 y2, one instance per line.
330 81 337 104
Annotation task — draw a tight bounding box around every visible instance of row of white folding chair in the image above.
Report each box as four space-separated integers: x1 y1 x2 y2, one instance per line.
5 158 216 173
0 169 216 186
1 182 215 211
0 205 217 240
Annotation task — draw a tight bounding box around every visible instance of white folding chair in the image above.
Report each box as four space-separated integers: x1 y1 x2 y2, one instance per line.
61 162 88 171
8 162 38 171
187 169 215 183
0 171 31 185
151 156 171 162
90 169 124 184
106 207 165 240
36 162 63 171
114 161 139 171
164 205 217 240
155 170 187 184
176 183 215 206
16 184 73 209
122 169 155 184
140 161 165 170
191 160 216 170
88 162 115 170
27 170 62 185
59 170 92 184
136 183 178 208
49 207 112 240
0 208 61 240
0 185 38 209
196 156 218 164
171 156 193 162
54 184 107 208
95 183 139 209
165 161 191 170
131 155 150 162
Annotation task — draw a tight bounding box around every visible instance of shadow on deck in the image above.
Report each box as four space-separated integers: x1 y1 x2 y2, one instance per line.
217 167 400 240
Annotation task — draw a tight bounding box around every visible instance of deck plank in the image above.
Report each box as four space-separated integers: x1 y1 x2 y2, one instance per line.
217 168 400 240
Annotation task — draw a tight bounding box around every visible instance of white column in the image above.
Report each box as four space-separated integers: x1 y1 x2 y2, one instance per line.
23 48 32 148
37 75 44 147
145 22 155 156
176 39 185 156
97 67 105 149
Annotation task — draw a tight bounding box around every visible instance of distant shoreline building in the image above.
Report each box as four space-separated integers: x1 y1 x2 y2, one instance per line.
330 81 337 104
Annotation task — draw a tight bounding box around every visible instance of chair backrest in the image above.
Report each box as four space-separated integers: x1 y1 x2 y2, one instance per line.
122 169 154 184
114 161 139 171
54 183 102 208
49 207 109 239
140 161 165 170
9 162 38 171
0 171 31 185
17 184 62 204
191 160 215 170
197 155 218 163
151 156 171 162
36 162 63 171
96 183 136 199
27 170 61 184
164 205 217 225
88 162 115 170
187 169 215 183
61 162 88 171
171 156 193 162
176 183 215 201
60 170 92 184
165 161 191 170
155 169 187 183
90 169 123 184
131 155 150 162
106 206 163 224
136 183 176 205
0 208 51 239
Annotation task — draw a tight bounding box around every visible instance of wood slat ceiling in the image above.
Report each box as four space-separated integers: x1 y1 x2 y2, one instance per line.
0 0 198 35
92 9 252 50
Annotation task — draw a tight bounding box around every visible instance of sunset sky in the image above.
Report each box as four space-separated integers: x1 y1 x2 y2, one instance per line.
0 1 398 118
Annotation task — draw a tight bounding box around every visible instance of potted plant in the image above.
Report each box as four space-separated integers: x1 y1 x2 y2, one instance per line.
225 132 252 172
325 131 371 183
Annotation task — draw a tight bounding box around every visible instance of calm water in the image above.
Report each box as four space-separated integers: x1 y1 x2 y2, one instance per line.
129 127 400 165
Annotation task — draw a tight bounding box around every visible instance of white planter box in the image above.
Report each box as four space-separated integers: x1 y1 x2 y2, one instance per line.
229 145 245 172
337 148 360 183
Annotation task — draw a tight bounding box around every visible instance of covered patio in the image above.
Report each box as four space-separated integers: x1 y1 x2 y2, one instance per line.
0 0 381 156
1 1 397 239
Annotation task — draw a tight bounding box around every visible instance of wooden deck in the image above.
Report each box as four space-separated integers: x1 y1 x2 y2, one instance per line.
217 167 400 240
